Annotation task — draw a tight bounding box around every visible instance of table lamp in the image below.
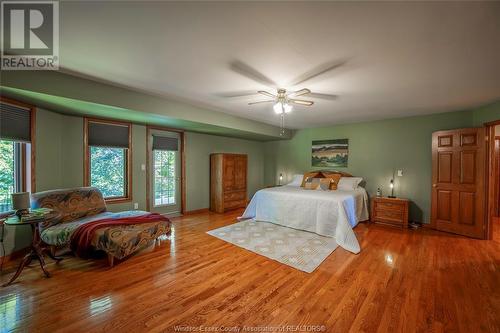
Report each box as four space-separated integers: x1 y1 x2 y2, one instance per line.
279 173 283 185
12 192 30 217
388 179 396 198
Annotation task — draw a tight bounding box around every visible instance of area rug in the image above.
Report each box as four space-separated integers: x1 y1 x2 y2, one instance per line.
206 219 338 273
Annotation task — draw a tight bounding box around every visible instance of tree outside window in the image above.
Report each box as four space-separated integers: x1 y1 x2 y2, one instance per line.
90 146 126 198
154 150 176 206
0 140 15 212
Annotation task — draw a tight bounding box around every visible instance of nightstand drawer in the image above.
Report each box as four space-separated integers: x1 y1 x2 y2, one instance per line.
374 209 405 223
376 201 405 212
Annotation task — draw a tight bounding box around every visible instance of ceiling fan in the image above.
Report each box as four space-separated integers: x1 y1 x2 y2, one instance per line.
218 59 346 136
248 88 314 115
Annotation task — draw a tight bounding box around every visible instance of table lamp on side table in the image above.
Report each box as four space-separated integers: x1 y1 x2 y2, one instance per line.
12 192 30 218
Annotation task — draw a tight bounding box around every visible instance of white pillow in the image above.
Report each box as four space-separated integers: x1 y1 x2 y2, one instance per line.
337 177 363 190
287 174 303 186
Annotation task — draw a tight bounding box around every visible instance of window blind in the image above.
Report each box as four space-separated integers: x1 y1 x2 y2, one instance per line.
152 135 178 151
88 121 130 148
0 102 31 142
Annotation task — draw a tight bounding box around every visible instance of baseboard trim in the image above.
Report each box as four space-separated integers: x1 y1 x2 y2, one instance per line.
421 223 435 230
183 208 210 216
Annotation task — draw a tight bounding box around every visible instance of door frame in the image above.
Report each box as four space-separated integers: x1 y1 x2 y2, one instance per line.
485 119 500 240
146 125 185 214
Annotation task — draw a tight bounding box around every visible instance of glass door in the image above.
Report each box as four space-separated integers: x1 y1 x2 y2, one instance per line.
149 130 181 216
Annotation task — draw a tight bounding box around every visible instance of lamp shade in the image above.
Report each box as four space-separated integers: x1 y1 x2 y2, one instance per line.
12 192 30 211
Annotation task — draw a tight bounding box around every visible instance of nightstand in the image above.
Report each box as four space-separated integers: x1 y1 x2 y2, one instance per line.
371 197 409 228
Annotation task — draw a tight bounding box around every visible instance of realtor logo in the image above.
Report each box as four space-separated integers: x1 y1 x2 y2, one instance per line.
1 1 59 70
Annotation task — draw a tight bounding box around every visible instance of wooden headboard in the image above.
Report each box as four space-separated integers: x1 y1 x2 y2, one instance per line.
310 170 353 178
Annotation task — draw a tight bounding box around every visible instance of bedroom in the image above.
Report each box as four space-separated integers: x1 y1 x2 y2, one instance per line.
0 1 499 332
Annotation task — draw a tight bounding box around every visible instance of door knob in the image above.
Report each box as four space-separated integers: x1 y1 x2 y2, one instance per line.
432 184 437 187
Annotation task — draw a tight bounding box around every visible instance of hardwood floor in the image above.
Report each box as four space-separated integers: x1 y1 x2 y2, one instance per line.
1 210 499 333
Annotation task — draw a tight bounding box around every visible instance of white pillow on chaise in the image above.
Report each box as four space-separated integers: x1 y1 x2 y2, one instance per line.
287 174 303 186
337 177 363 190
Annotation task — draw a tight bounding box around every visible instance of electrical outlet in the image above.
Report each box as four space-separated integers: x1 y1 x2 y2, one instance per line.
134 203 139 210
141 164 146 171
397 169 403 177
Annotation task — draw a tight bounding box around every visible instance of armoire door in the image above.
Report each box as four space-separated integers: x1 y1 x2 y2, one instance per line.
223 155 235 191
431 128 486 238
233 155 247 191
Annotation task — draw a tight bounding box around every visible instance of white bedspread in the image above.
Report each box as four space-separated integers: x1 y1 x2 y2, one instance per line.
239 185 369 254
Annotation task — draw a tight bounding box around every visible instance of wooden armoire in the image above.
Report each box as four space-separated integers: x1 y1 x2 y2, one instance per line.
210 153 247 213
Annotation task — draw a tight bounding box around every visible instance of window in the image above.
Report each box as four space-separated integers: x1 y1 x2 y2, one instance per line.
0 141 21 212
154 150 176 206
85 118 131 202
0 98 35 212
90 146 126 198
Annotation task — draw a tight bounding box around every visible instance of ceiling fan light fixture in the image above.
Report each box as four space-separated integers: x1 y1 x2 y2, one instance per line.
273 102 282 114
273 102 292 114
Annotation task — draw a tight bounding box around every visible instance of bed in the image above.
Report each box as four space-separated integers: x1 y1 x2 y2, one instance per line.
239 172 369 254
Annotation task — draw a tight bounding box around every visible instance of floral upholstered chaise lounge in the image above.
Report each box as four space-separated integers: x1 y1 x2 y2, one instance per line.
31 187 171 267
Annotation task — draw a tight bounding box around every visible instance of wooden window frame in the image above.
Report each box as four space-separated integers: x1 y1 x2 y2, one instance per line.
0 96 36 193
84 117 132 204
146 125 185 214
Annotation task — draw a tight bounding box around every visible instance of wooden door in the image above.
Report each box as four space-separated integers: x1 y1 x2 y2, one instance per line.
233 155 247 191
431 128 486 238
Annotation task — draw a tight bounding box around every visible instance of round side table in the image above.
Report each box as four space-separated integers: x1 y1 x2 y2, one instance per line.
2 214 62 287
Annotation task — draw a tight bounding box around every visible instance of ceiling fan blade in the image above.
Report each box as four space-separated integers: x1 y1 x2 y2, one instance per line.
290 99 314 106
289 88 311 97
230 60 277 87
308 92 338 101
215 91 259 98
290 59 348 86
248 100 275 105
257 90 277 98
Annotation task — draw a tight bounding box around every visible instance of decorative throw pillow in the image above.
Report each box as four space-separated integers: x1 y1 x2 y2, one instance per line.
318 178 332 191
337 177 363 190
301 172 320 187
304 178 321 190
321 173 342 190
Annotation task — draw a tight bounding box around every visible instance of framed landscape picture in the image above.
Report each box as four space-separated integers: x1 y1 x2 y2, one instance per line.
312 139 349 167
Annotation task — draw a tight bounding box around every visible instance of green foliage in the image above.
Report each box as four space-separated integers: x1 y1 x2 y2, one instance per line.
154 150 176 205
90 147 126 198
0 140 15 212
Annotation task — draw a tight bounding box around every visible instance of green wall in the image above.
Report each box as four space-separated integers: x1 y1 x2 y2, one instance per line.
264 109 479 224
3 101 499 256
3 108 266 255
36 109 64 190
472 101 500 126
34 111 266 212
185 132 264 211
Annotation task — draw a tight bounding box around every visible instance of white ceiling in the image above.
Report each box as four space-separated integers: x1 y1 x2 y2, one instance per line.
58 1 500 129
